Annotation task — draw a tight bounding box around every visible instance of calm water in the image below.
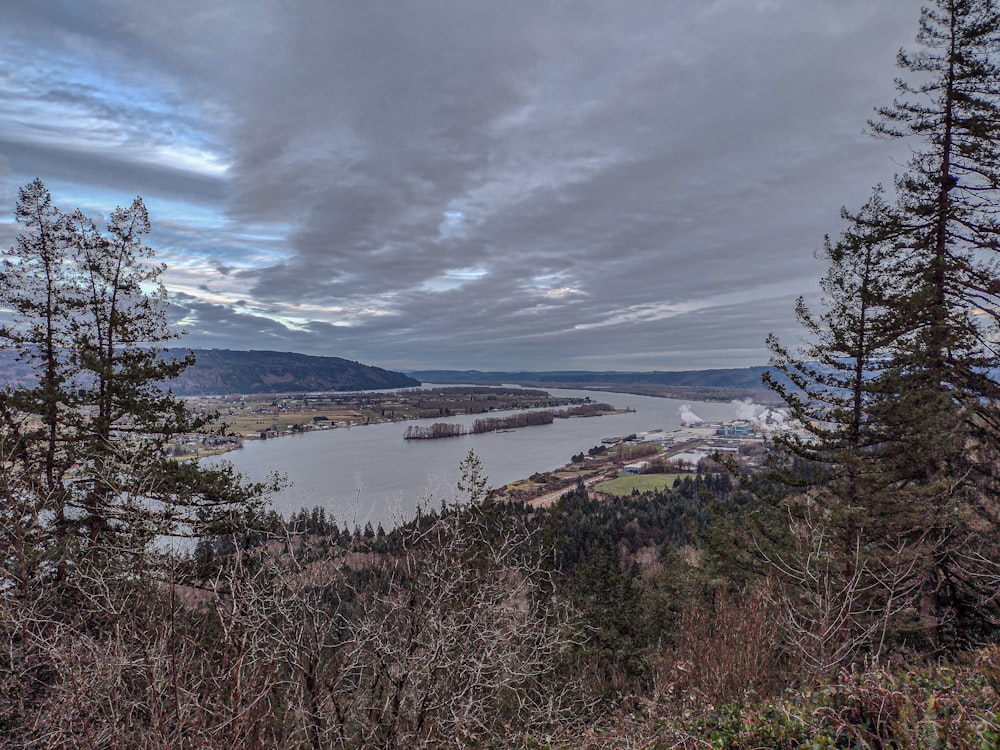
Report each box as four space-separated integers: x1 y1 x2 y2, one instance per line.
214 387 741 528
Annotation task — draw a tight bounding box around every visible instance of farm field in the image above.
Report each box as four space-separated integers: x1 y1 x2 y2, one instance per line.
594 473 686 496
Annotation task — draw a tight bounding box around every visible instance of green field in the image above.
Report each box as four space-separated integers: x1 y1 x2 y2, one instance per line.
594 473 686 496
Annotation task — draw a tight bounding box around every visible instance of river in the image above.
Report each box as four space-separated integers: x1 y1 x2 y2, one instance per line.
214 387 745 529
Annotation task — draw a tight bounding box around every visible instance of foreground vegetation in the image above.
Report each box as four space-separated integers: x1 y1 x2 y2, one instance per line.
6 465 998 748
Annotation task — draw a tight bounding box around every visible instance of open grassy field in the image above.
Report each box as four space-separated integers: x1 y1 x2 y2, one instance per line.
594 473 686 496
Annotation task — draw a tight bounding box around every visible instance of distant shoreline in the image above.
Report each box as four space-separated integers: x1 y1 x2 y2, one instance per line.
183 384 756 460
531 383 782 405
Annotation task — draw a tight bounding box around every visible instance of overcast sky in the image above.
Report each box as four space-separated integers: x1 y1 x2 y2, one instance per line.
0 0 925 372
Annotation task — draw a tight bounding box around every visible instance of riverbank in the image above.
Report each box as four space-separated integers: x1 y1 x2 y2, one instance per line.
181 385 598 459
497 420 762 506
212 389 754 528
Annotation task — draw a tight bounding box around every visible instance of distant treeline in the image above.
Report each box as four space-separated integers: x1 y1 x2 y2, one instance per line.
404 422 469 440
403 403 614 440
408 366 776 390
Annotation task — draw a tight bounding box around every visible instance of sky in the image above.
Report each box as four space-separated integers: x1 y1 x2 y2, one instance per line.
0 0 925 372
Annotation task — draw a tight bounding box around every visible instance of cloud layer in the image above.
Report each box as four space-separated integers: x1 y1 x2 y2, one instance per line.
0 0 922 370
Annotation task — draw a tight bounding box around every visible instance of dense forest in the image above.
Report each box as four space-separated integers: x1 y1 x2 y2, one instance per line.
0 347 420 396
5 1 1000 747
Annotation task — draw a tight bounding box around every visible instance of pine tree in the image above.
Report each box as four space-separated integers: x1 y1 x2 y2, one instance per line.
868 0 1000 641
763 190 909 632
765 0 1000 652
870 0 1000 448
0 179 82 591
456 447 491 505
765 188 904 492
756 192 917 668
0 180 271 596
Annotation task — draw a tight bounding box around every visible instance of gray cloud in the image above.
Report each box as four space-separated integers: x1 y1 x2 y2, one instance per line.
0 0 924 371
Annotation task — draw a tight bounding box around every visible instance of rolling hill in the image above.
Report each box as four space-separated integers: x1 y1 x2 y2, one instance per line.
0 349 420 396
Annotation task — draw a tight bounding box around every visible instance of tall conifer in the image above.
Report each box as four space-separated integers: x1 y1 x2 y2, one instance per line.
0 181 270 596
870 0 1000 640
763 190 916 666
766 0 1000 650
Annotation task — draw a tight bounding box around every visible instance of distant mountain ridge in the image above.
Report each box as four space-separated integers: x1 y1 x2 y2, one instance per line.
0 349 420 396
408 366 774 390
168 349 421 396
0 349 780 397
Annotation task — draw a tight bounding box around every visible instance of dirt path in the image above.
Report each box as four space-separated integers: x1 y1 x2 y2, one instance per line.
527 474 607 508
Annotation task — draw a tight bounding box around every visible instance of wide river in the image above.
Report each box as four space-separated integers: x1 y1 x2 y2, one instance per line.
215 387 743 529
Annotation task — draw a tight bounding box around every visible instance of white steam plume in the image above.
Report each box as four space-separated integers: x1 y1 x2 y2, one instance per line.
679 405 701 424
730 398 791 431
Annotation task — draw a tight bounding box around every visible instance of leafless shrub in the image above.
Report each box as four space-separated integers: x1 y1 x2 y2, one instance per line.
300 507 583 748
2 501 583 749
656 581 786 707
758 499 921 680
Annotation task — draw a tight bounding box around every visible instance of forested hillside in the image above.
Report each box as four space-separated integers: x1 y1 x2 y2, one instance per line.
0 347 419 395
163 348 419 395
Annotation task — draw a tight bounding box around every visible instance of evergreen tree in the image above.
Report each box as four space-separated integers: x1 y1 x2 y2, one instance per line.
868 0 1000 641
766 188 904 491
0 179 82 591
765 190 909 589
751 188 910 674
566 538 650 697
0 180 271 596
765 0 1000 652
456 447 491 505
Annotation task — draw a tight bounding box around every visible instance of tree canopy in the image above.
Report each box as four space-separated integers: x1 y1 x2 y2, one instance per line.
766 0 1000 652
0 179 272 601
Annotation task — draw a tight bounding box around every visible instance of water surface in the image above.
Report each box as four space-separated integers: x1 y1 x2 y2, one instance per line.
216 387 741 528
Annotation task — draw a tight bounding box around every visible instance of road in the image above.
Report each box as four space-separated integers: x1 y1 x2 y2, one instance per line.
527 474 608 508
